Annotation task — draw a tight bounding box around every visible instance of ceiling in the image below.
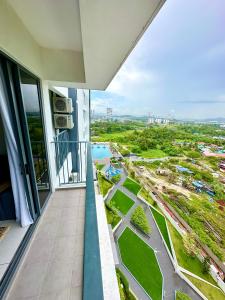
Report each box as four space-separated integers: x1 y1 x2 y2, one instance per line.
5 0 165 89
8 0 82 51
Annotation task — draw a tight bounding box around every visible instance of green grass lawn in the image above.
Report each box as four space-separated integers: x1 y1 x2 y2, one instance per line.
167 222 216 284
123 177 141 195
92 130 134 142
150 207 173 255
98 173 113 196
110 190 134 215
140 149 167 159
185 274 225 300
118 227 163 300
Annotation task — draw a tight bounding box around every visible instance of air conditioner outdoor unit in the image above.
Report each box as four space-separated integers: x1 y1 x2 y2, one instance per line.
54 114 74 129
53 97 73 113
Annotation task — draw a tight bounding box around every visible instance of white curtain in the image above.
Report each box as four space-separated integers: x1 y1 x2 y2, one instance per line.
0 65 33 227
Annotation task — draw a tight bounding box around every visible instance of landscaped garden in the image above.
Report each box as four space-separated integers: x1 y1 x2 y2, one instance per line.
176 290 192 300
167 222 216 284
139 187 154 205
118 227 163 300
150 207 172 255
131 206 151 235
185 274 225 300
105 203 121 229
97 172 113 196
116 268 136 300
123 177 141 195
110 190 135 215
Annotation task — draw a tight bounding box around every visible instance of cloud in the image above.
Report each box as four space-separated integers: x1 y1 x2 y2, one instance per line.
178 94 225 104
91 0 225 119
107 64 157 96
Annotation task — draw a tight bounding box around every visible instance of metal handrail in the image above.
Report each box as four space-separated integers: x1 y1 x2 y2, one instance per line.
52 139 88 185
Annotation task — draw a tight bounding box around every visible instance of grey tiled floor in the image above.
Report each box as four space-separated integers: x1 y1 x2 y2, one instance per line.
6 188 85 300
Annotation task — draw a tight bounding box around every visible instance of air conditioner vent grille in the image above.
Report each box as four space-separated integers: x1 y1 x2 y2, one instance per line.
55 99 67 112
54 114 74 129
53 97 73 113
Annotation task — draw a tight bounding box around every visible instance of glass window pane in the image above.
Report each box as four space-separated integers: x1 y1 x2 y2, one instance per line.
20 70 50 208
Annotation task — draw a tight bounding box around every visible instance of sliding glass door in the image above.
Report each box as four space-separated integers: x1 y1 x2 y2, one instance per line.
19 69 50 208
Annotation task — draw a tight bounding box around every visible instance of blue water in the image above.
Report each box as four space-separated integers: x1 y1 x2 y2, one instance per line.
92 144 112 160
106 166 121 177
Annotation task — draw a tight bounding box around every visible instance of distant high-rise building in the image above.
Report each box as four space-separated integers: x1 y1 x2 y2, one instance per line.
106 107 113 119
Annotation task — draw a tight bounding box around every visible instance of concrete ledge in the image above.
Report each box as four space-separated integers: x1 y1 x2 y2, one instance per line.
95 188 120 300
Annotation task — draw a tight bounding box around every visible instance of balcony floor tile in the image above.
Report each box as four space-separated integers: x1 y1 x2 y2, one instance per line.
6 188 85 300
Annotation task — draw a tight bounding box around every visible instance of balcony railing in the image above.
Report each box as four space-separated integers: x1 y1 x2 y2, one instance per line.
53 132 88 185
53 138 104 299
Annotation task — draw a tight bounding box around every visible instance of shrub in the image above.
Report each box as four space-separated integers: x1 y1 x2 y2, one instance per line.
111 174 121 184
131 206 151 234
183 233 199 257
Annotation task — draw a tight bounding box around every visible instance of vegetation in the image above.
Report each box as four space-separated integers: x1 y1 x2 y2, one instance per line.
150 207 172 255
140 149 167 159
91 120 145 137
118 227 163 300
123 177 141 195
111 174 121 184
167 222 216 284
183 233 200 257
176 290 192 300
105 203 121 229
97 172 113 196
185 274 225 300
93 121 225 261
163 192 225 261
202 257 211 274
96 163 105 170
110 190 135 215
139 187 154 205
131 206 151 234
116 268 136 300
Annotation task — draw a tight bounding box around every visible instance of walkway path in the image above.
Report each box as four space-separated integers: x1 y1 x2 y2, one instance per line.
106 173 202 300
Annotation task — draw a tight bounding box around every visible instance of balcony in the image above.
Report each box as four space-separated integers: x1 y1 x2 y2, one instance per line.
4 144 106 300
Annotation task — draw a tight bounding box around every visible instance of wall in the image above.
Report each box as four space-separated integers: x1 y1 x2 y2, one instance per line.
0 1 85 85
77 89 90 141
41 84 90 188
0 0 42 77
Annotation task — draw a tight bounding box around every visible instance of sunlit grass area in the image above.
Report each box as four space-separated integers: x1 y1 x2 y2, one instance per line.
118 227 163 300
150 207 172 255
110 190 134 215
123 177 141 195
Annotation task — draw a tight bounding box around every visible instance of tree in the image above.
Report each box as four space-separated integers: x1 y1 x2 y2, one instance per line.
202 257 211 274
183 233 199 257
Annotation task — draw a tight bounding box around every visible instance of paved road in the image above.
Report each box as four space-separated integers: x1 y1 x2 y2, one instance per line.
106 173 203 300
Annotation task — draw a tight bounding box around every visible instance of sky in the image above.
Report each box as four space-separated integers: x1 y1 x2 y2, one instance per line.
91 0 225 120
